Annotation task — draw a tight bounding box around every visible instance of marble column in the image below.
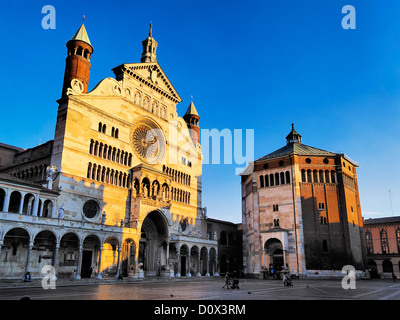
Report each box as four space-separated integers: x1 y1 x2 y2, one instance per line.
2 189 10 212
187 245 191 277
25 241 33 274
206 248 210 276
96 245 103 279
175 245 181 277
115 245 121 278
75 245 83 279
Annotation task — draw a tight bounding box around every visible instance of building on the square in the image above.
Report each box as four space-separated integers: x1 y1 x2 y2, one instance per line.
0 23 226 280
240 124 367 279
205 217 243 276
363 216 400 278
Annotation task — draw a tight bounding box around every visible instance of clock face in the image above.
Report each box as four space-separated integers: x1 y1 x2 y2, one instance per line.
131 120 165 165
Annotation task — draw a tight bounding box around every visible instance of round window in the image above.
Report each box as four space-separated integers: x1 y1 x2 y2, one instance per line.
180 218 188 233
82 200 99 219
323 158 329 164
305 158 311 164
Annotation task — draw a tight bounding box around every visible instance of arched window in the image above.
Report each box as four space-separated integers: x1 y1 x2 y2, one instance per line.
270 174 274 187
331 170 336 183
98 122 102 132
102 124 106 134
307 170 312 182
301 169 306 182
87 163 92 179
280 172 285 185
285 171 290 184
265 174 269 187
396 228 400 253
325 170 330 183
275 173 280 186
91 164 97 180
365 231 373 254
380 229 389 254
319 170 324 183
313 170 318 183
115 128 119 139
259 175 264 188
89 139 94 154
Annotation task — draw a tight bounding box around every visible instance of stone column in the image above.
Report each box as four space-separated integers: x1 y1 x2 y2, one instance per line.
165 240 170 266
18 192 25 214
32 194 39 217
75 245 83 279
52 241 60 280
196 251 201 276
25 240 33 274
115 245 121 278
96 245 103 279
53 241 60 269
187 245 191 277
50 200 57 218
38 198 45 217
2 189 10 212
214 250 220 276
206 248 210 276
176 245 181 277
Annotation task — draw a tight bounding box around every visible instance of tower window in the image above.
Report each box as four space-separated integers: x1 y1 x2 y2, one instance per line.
273 204 279 212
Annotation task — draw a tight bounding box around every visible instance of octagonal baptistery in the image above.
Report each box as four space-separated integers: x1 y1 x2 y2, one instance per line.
240 124 367 279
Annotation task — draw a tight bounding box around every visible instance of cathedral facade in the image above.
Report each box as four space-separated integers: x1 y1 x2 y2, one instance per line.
0 23 222 280
240 125 367 278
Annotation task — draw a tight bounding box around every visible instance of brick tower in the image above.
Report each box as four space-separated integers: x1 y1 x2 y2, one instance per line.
183 99 200 145
61 23 93 97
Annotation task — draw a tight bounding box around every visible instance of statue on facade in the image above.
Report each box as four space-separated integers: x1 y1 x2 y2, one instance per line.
58 205 64 220
101 211 106 225
45 166 58 189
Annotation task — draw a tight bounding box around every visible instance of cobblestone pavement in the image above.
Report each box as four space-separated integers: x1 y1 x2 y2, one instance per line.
0 277 399 300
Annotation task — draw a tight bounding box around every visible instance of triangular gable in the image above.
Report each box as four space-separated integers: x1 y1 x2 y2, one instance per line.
112 62 182 104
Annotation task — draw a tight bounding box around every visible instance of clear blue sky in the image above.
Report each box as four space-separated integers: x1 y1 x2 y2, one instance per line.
0 0 399 223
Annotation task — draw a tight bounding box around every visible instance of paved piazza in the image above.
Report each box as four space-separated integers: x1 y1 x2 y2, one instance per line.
0 277 399 301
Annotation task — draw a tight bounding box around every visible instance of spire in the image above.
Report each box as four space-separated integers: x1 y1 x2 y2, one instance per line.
184 97 199 117
183 98 200 145
141 22 158 63
69 23 92 48
286 123 302 144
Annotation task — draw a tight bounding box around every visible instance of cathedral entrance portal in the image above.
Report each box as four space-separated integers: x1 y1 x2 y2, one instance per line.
264 238 285 274
139 210 169 276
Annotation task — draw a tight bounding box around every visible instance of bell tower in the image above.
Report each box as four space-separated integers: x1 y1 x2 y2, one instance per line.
61 22 93 97
183 98 200 145
141 23 158 63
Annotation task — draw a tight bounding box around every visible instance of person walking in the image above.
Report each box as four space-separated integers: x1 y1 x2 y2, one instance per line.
223 273 230 289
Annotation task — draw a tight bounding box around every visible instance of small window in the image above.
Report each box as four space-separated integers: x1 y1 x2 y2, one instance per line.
273 204 279 212
323 158 329 164
279 160 284 166
263 163 269 169
306 158 311 164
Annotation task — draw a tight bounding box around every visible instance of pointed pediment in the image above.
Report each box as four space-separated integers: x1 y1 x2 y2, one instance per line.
112 62 182 104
